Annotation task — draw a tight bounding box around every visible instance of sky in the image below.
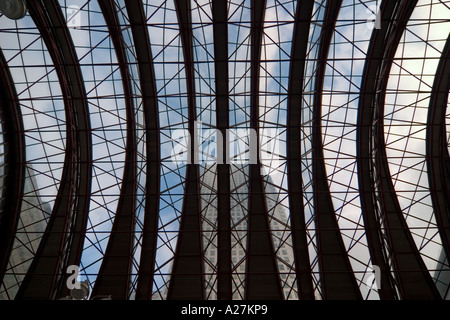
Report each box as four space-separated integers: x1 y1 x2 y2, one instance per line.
0 0 448 300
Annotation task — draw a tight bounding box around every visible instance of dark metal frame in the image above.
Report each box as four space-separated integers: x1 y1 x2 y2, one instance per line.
371 0 441 300
244 0 283 300
90 0 138 300
286 0 315 300
426 36 450 266
0 0 447 300
212 0 232 300
16 0 92 300
123 0 162 301
0 48 25 289
166 0 205 300
312 0 362 300
357 0 399 300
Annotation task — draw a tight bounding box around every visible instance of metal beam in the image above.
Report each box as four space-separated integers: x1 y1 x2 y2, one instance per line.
356 0 398 300
0 49 25 286
212 0 232 300
16 0 92 300
167 0 205 300
123 0 161 301
426 35 450 264
245 0 283 300
91 0 137 300
286 0 315 300
312 0 362 300
372 0 441 300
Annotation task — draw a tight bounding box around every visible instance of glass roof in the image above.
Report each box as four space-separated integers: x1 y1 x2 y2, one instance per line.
0 0 449 300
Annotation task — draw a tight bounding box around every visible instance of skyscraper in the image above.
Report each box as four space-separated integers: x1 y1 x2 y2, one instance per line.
201 164 297 299
0 167 52 299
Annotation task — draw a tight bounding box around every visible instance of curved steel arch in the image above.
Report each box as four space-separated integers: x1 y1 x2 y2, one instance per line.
356 0 399 300
0 49 25 287
371 0 441 300
121 0 162 301
166 0 205 300
312 0 362 300
426 35 450 264
244 0 283 300
0 0 447 301
212 0 232 300
16 0 92 300
90 0 138 300
286 0 315 300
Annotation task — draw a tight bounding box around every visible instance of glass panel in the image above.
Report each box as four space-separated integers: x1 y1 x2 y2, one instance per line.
59 0 127 291
260 0 297 300
384 0 450 297
321 0 377 299
145 0 188 299
301 0 326 299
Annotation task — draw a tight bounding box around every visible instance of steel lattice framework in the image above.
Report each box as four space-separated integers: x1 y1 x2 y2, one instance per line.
0 0 449 300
